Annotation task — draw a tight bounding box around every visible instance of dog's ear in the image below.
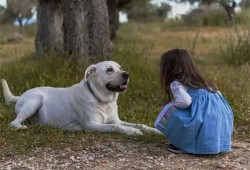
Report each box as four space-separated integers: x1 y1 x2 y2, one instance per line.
84 64 96 79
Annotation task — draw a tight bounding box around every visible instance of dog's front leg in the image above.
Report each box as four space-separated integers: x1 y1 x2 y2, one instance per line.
120 121 161 134
84 121 143 135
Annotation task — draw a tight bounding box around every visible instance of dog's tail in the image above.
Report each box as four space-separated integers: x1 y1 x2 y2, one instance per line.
1 79 19 105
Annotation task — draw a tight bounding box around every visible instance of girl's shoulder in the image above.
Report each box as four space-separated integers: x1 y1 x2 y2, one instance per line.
171 81 218 93
170 80 188 91
170 80 181 88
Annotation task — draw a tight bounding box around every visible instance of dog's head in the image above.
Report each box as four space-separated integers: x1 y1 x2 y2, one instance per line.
84 61 129 94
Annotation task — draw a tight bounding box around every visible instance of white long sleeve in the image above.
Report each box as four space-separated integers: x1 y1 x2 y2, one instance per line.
170 81 192 108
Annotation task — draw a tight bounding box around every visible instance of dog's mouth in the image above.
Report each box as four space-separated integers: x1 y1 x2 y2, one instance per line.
106 80 128 92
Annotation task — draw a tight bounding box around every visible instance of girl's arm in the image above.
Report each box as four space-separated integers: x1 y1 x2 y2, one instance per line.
170 81 192 108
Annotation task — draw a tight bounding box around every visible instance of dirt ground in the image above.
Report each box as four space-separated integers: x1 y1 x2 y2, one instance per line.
0 138 249 170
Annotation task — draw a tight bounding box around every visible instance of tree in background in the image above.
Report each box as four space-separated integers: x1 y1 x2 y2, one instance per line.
221 0 237 22
35 0 111 63
155 2 172 18
0 5 5 24
35 0 63 58
239 0 250 9
35 0 173 62
2 0 37 30
62 0 111 63
123 0 171 22
35 0 136 62
107 0 132 40
176 0 238 22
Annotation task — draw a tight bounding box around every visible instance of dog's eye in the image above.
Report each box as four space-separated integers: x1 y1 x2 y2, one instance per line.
107 68 114 72
119 67 122 70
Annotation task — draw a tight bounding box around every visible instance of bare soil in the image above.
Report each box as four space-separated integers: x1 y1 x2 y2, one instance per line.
1 138 249 170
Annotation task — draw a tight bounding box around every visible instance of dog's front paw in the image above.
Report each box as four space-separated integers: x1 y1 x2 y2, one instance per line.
10 122 28 130
149 128 162 134
123 127 143 135
140 125 162 134
131 129 143 135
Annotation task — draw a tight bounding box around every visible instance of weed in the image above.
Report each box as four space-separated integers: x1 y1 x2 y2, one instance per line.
220 27 250 66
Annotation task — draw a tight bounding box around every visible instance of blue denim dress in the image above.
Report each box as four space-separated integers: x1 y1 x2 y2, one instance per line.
154 88 234 154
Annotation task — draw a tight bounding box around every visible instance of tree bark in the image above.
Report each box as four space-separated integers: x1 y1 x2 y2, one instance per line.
221 0 237 23
106 0 132 40
107 0 119 40
35 0 63 59
63 0 111 63
17 17 23 33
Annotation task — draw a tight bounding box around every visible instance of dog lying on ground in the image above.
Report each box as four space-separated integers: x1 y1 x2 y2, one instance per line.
1 61 160 135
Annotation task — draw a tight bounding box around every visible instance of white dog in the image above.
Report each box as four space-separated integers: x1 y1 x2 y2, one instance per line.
1 61 160 135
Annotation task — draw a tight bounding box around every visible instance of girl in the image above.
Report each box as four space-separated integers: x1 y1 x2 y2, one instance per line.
154 49 234 154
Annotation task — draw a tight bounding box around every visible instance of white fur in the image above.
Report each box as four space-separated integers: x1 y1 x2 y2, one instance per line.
1 61 160 135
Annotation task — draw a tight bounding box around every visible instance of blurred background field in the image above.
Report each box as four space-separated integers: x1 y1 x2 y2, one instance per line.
0 0 249 156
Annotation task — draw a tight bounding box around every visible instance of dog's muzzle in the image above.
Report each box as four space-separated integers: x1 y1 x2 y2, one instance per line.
106 72 129 92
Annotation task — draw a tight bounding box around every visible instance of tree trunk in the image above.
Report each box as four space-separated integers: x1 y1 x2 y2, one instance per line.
17 17 23 33
106 0 132 40
220 0 237 23
107 0 119 40
63 0 111 63
35 0 63 59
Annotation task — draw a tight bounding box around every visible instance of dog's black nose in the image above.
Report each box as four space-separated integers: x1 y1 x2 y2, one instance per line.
122 72 130 79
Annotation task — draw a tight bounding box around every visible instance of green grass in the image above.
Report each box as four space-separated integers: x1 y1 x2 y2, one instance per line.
0 22 250 157
0 50 166 157
220 27 250 66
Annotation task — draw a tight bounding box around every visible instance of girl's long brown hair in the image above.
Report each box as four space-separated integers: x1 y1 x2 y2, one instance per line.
160 49 218 102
